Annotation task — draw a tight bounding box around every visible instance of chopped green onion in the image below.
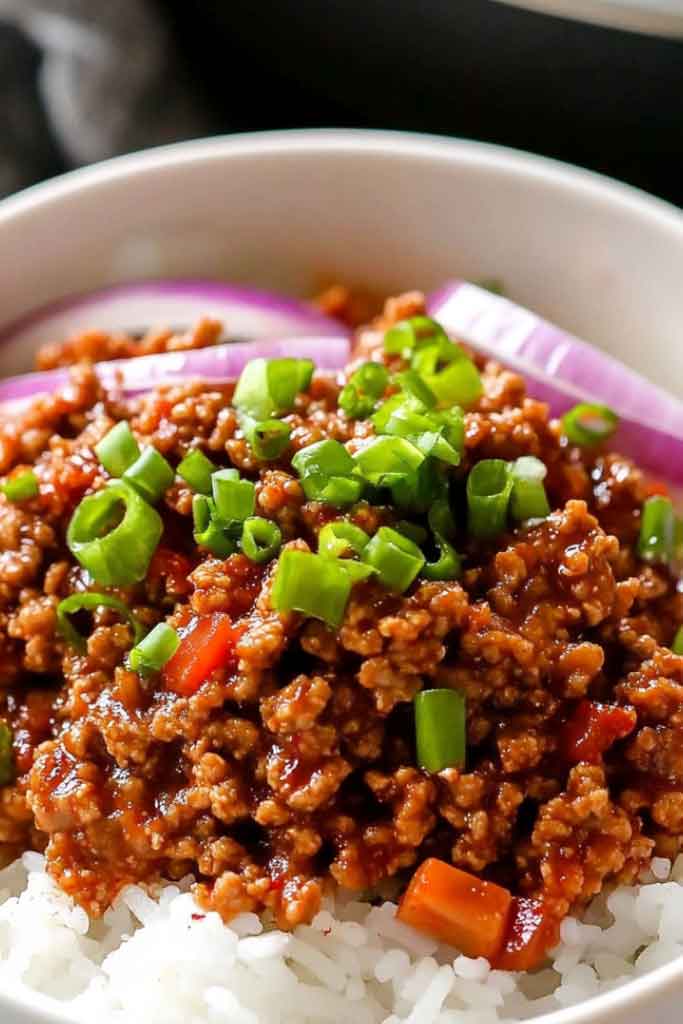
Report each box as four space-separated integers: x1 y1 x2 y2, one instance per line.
1 469 38 503
396 370 437 408
301 475 364 506
292 439 354 479
177 449 217 495
192 495 238 557
57 592 145 653
415 688 466 772
272 549 352 627
318 521 370 559
212 468 255 523
0 722 13 786
95 422 140 478
672 626 683 656
391 456 445 512
123 447 175 504
426 357 483 409
371 393 406 433
562 403 618 446
466 459 513 539
67 480 163 586
336 560 377 583
362 526 425 592
422 499 462 581
510 456 550 521
129 622 179 674
637 495 676 564
384 316 451 360
353 436 424 489
240 516 282 563
339 362 389 418
292 440 361 506
233 357 314 419
242 416 291 460
410 339 463 376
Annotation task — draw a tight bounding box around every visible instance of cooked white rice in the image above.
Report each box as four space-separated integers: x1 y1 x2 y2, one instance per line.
1 852 683 1023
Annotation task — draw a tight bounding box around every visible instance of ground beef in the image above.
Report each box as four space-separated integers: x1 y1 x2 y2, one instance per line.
0 292 681 940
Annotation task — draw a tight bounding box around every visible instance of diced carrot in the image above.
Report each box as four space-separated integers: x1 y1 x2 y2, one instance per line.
493 897 560 971
397 858 512 960
561 700 636 763
162 613 241 697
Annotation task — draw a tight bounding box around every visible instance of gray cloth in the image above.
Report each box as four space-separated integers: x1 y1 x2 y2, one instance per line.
0 0 212 196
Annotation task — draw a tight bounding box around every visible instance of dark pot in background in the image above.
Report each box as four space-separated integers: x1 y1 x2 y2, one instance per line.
164 0 683 205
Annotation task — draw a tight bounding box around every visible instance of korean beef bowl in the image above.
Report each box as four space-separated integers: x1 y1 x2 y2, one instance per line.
0 131 682 1024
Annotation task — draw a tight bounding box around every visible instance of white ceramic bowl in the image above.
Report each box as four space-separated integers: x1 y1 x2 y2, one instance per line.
0 129 682 1024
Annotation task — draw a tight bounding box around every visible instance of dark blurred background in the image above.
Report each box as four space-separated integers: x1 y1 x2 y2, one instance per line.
1 0 682 205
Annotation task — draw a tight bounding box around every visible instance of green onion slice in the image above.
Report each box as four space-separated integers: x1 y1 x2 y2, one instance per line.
192 495 238 557
510 456 551 522
1 469 39 503
562 403 618 446
318 521 370 560
67 481 163 586
672 626 683 656
241 416 291 461
426 357 483 409
396 370 437 408
353 436 425 489
95 422 140 478
362 526 425 592
415 688 466 772
383 316 452 360
177 449 217 495
339 362 389 419
422 499 462 581
240 516 282 563
272 549 352 627
57 592 145 654
129 622 179 675
292 440 362 507
466 459 513 539
212 468 256 523
0 722 13 786
637 495 676 564
123 447 175 504
233 357 314 419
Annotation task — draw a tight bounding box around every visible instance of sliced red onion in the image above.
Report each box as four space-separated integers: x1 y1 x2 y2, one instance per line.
0 280 347 376
0 335 350 414
428 281 683 484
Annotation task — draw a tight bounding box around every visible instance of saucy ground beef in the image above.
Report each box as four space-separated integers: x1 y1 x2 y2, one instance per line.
0 291 681 953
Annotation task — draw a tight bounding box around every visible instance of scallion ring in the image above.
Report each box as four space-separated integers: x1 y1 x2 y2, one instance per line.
240 516 282 563
177 449 217 495
510 456 550 522
123 447 175 504
1 469 39 503
95 422 140 478
637 495 676 564
67 480 163 586
562 403 618 446
466 459 513 539
361 526 425 592
415 688 466 773
57 592 145 654
192 495 238 557
129 622 180 675
271 549 352 627
233 357 314 419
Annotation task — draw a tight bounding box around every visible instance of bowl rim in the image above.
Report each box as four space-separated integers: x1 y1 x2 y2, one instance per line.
0 128 682 1024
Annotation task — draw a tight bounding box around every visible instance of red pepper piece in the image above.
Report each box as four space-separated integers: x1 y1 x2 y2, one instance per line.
163 613 242 696
494 897 560 972
561 700 636 763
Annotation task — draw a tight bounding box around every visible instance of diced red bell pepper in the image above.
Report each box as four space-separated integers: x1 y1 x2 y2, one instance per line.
561 700 636 764
493 897 560 971
162 613 241 697
397 858 513 960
